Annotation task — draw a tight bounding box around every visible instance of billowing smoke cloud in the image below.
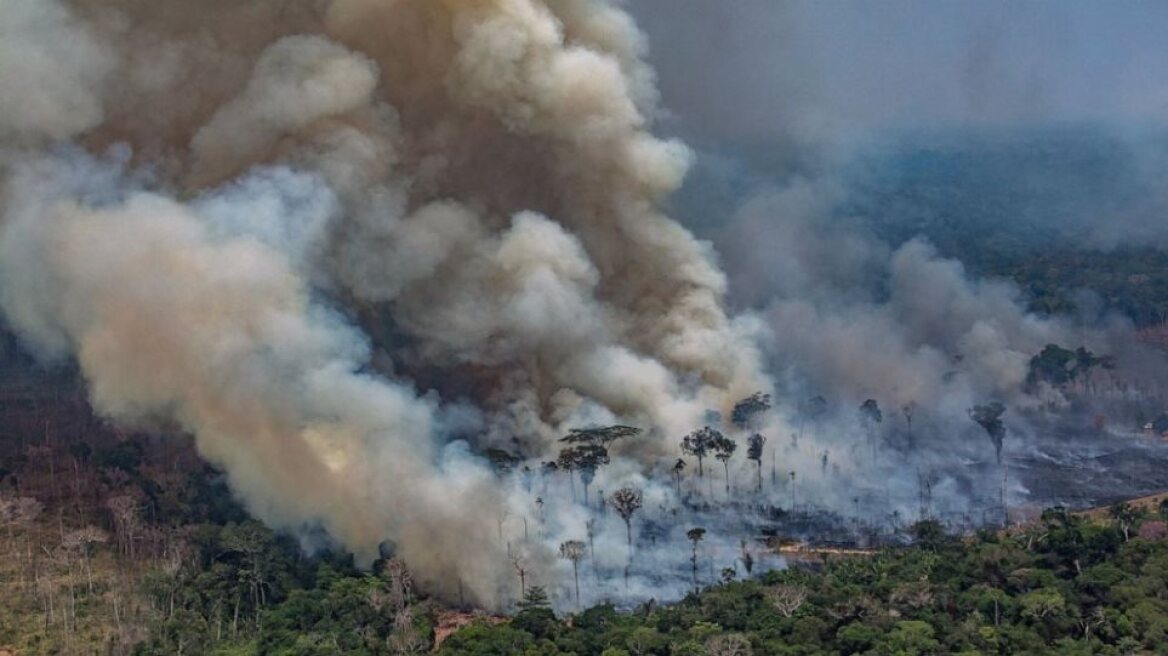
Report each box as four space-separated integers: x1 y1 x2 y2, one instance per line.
0 0 767 607
717 184 1077 412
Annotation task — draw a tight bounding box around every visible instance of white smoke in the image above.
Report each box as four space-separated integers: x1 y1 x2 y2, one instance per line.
0 0 112 142
0 0 769 607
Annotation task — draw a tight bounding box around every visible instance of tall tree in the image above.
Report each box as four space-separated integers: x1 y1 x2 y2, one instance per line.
902 401 917 436
558 540 586 608
969 402 1008 464
686 528 706 592
557 445 609 507
746 434 766 493
557 426 640 506
610 487 643 553
712 435 738 495
554 451 579 502
511 553 528 597
671 458 686 496
681 427 721 479
859 399 883 460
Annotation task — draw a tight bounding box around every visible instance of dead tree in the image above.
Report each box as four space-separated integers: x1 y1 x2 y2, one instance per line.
766 584 808 617
706 634 753 656
511 553 529 598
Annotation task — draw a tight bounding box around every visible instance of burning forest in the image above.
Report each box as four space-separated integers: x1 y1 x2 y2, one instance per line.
2 0 1168 632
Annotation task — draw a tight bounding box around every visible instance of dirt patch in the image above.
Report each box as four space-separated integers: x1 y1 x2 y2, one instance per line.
433 610 506 650
1078 491 1168 521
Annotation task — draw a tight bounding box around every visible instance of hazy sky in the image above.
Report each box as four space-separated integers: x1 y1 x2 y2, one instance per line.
627 1 1168 142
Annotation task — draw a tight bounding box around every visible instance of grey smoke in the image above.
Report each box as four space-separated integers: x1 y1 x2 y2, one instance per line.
0 0 771 609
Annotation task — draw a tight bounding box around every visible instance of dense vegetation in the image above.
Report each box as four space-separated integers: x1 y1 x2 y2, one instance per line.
438 505 1168 656
7 403 1168 656
849 128 1168 327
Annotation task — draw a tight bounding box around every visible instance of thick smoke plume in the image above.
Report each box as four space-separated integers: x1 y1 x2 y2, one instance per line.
0 0 766 607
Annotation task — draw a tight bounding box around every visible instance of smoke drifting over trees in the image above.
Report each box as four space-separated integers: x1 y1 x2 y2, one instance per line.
2 0 1167 614
0 0 768 608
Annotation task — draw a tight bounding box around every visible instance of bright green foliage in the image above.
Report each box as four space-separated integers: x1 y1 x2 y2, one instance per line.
433 503 1168 656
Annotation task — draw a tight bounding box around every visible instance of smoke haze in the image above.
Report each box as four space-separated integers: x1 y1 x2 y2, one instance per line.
2 0 1167 611
0 0 768 607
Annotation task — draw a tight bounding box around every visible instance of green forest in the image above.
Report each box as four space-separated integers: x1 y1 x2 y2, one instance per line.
4 414 1168 655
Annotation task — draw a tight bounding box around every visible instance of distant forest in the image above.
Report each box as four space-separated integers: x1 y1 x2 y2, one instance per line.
850 128 1168 327
681 125 1168 327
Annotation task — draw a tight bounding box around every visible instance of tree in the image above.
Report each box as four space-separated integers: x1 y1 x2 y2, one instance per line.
746 434 766 493
969 402 1008 464
106 495 139 559
610 487 643 552
512 586 556 640
221 521 275 627
555 450 580 503
62 526 107 593
859 399 883 424
558 444 609 507
561 425 641 446
671 458 686 496
731 392 772 429
705 633 752 656
1027 344 1115 390
902 401 917 435
712 435 737 495
1110 503 1139 542
557 426 640 506
1027 344 1079 388
515 585 551 612
686 528 706 591
681 427 721 481
484 448 521 477
559 540 586 608
859 399 883 459
766 584 807 617
511 552 528 597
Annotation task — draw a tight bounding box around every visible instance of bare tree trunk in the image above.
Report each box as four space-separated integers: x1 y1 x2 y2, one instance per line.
691 550 699 592
572 562 580 608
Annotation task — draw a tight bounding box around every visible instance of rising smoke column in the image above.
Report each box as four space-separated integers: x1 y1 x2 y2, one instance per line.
0 0 768 606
